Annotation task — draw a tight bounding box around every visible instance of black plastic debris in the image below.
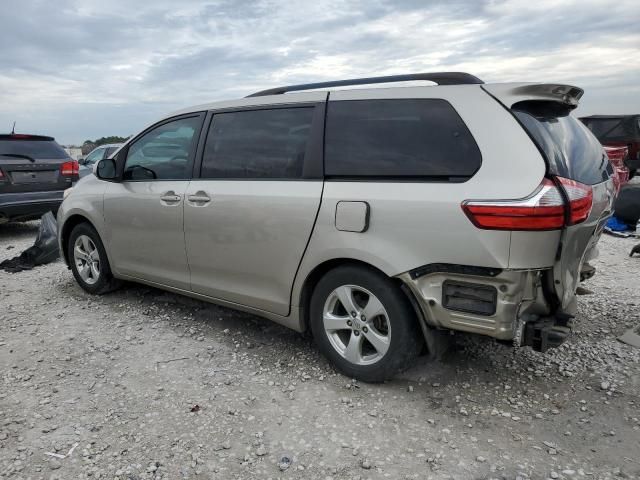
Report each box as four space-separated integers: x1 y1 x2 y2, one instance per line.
0 212 59 273
614 184 640 226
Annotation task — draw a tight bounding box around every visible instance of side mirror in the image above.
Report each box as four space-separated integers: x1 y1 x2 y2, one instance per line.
78 157 86 165
95 158 118 181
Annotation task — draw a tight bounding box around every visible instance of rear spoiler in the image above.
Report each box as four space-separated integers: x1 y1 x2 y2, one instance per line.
0 134 56 141
482 83 584 110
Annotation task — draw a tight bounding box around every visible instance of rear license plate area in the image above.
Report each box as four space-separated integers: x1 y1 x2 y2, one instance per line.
10 170 57 184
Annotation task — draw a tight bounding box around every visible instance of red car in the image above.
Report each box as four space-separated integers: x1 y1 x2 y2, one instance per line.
580 115 640 177
604 145 630 193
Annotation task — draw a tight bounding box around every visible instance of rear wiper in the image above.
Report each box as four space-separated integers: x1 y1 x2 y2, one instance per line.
0 153 36 162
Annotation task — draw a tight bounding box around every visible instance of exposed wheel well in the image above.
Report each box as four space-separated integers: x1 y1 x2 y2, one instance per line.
60 215 97 265
298 258 407 335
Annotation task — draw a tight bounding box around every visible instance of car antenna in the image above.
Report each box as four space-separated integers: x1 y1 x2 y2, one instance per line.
11 121 16 134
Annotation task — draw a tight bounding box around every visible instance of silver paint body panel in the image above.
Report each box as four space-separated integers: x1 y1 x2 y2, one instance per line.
184 180 322 316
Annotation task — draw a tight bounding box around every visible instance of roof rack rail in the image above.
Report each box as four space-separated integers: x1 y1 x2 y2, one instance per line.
246 72 484 97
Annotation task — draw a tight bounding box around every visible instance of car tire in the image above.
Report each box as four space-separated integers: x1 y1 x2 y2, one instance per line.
310 265 423 382
68 223 120 295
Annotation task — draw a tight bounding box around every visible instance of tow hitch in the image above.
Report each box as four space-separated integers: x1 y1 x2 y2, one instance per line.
522 313 573 352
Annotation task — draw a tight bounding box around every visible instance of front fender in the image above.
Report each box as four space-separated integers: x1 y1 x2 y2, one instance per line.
57 177 109 266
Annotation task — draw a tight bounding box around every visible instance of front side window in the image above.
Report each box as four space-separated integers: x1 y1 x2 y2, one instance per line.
124 116 202 181
201 107 314 179
325 99 481 179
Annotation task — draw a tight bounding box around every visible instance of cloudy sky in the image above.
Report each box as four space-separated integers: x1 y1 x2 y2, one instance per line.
1 0 638 145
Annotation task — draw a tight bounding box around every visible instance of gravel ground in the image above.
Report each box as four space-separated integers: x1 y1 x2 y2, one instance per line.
1 222 639 480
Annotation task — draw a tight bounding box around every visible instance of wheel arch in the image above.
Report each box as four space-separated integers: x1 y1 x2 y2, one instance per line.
60 214 100 266
296 257 409 335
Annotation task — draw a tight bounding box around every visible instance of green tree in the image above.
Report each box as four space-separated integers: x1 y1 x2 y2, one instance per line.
89 136 129 147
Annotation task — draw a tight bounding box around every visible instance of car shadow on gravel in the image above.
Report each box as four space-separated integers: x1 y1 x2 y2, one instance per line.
57 275 512 396
57 275 478 382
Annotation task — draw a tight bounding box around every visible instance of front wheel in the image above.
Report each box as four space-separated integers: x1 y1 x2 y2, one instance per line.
67 223 120 294
310 265 423 382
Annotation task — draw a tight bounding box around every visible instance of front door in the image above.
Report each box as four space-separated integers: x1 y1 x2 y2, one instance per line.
184 104 325 315
104 114 204 290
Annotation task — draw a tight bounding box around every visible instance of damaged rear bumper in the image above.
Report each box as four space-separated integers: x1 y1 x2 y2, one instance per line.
398 265 570 350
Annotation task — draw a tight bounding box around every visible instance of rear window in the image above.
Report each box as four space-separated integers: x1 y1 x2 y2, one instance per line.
513 104 610 185
0 139 68 160
325 99 481 179
580 117 640 143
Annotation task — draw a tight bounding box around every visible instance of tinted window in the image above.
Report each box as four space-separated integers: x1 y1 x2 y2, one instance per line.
104 146 119 158
124 116 201 181
580 117 640 143
325 99 481 179
201 108 314 179
514 107 610 185
0 140 68 160
84 147 105 164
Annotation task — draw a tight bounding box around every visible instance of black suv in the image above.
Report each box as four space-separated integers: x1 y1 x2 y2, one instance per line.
0 134 78 223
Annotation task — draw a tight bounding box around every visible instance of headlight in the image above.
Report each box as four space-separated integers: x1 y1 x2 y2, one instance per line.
63 188 73 199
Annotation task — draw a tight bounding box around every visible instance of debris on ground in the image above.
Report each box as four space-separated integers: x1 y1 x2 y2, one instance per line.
278 455 292 471
0 212 59 272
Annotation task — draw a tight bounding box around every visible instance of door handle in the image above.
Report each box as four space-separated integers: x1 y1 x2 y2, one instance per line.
160 192 181 203
187 191 211 204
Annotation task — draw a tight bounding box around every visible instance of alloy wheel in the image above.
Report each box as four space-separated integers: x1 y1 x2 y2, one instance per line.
73 235 100 285
322 284 391 365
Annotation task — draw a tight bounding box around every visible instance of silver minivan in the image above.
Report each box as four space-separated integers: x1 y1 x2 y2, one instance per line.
58 73 615 381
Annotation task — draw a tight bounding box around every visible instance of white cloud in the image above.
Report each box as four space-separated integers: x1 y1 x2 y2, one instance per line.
0 0 638 143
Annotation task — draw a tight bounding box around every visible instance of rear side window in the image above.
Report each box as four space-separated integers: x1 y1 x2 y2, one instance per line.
201 107 314 179
324 99 481 179
513 104 610 185
0 139 68 160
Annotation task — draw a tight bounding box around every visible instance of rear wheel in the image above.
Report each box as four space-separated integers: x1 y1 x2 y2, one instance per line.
68 223 120 294
310 265 423 382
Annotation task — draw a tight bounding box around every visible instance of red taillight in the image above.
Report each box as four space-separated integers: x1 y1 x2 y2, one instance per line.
556 177 592 225
462 177 592 231
60 160 79 177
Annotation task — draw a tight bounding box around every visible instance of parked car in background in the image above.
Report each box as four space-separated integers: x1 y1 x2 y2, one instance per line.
1 134 78 223
79 144 122 178
604 146 630 193
59 73 614 381
580 115 640 177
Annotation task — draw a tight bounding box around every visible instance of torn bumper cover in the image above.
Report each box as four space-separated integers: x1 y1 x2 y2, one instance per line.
398 265 571 351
